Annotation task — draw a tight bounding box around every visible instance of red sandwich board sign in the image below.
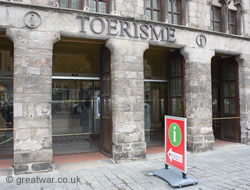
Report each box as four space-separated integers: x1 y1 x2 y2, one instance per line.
165 115 187 174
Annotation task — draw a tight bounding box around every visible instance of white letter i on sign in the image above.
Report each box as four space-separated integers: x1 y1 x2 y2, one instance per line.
173 126 176 142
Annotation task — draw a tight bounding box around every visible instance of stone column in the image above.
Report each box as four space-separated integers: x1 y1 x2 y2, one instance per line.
237 54 250 144
7 28 59 174
181 47 215 152
106 39 148 161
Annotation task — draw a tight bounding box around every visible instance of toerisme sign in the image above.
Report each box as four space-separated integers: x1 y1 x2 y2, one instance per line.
77 16 176 42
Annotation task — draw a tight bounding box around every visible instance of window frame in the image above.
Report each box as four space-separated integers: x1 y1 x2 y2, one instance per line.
0 51 3 71
59 0 84 10
228 10 237 35
168 0 182 25
211 6 222 32
88 0 109 13
145 0 162 22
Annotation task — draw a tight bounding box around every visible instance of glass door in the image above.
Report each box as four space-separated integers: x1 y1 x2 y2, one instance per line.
0 38 13 160
52 39 105 155
52 79 101 154
221 58 240 141
100 47 112 155
211 57 240 142
144 82 168 146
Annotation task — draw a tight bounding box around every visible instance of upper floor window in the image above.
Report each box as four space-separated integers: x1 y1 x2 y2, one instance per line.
228 10 237 35
145 0 162 21
59 0 83 10
211 6 222 32
168 0 181 24
89 0 108 13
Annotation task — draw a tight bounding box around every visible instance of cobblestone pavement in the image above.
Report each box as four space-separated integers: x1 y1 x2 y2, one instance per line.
0 143 250 190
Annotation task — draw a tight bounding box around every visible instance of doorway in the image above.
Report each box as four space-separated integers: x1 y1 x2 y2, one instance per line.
0 34 13 160
52 38 112 155
144 47 184 147
211 56 240 142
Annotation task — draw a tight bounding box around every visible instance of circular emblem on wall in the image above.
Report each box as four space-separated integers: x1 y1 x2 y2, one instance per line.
196 34 207 48
24 11 41 28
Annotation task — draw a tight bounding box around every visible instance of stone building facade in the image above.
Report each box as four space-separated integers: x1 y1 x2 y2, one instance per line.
0 0 249 174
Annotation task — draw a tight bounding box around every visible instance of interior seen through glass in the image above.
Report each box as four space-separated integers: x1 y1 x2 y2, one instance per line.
144 49 170 147
0 37 13 160
52 40 102 155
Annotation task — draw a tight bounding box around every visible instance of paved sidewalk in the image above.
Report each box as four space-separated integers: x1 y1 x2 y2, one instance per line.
0 143 250 190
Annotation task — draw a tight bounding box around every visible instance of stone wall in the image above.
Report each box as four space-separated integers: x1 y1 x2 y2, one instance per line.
106 39 148 161
7 28 59 174
1 0 250 36
238 54 250 145
181 47 215 152
187 0 211 30
0 1 250 174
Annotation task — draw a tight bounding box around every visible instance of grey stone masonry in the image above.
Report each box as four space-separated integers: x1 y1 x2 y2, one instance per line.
238 54 250 145
181 47 215 152
106 38 148 161
7 28 60 174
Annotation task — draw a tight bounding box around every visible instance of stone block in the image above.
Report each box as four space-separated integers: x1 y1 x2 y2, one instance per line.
14 149 53 164
14 164 29 175
15 139 43 151
31 162 53 172
26 67 40 75
14 116 51 129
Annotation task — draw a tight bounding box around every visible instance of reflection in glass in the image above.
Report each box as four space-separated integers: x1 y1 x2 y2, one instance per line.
53 42 100 76
60 0 68 8
144 82 168 147
89 0 97 12
146 10 151 20
153 11 159 21
224 98 230 114
153 0 159 9
0 39 13 160
71 0 80 9
144 50 168 80
99 1 106 13
52 80 100 154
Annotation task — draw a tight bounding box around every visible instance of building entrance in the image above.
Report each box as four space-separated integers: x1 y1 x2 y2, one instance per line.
0 34 13 160
52 38 112 155
52 79 100 154
144 48 184 147
212 56 240 142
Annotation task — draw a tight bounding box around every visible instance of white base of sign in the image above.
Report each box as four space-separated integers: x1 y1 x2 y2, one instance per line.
153 168 198 188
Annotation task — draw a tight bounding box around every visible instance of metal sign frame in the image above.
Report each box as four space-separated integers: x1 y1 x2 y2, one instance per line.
165 115 187 174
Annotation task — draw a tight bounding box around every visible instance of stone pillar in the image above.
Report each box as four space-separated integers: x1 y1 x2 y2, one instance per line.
181 47 215 152
7 28 59 174
237 54 250 144
106 39 148 161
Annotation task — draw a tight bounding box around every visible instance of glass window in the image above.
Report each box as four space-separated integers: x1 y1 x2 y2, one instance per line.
228 10 237 35
0 38 13 160
89 0 108 13
144 50 168 80
59 0 83 10
222 63 237 114
168 0 181 25
211 6 222 32
145 0 161 21
53 41 101 76
169 55 183 116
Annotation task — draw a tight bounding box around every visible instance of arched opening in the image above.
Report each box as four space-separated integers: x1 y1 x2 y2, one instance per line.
144 46 185 147
0 32 14 160
211 54 240 142
52 37 112 156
